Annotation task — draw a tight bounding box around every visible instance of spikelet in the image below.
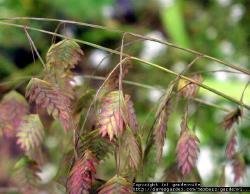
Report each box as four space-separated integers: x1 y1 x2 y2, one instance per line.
16 114 44 153
124 94 138 132
80 129 112 160
0 91 29 138
153 83 174 162
178 74 202 98
45 39 84 99
44 70 75 100
13 156 41 194
67 150 98 194
232 153 246 184
97 91 126 141
153 99 172 162
124 129 141 170
225 129 237 159
153 109 168 162
98 175 132 194
26 78 75 131
222 108 242 130
176 119 200 175
46 39 84 70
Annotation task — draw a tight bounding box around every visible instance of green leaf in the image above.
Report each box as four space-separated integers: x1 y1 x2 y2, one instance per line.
160 0 190 47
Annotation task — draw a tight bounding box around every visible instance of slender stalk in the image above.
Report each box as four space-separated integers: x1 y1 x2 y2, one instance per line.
83 75 160 90
75 58 129 149
1 17 249 75
24 27 46 68
0 21 121 55
0 21 249 109
116 32 127 176
131 57 250 110
189 69 242 75
82 74 231 112
0 73 233 113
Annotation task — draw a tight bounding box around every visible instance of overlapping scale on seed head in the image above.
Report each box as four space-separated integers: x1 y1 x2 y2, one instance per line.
98 175 132 194
16 114 44 153
232 153 246 184
97 91 125 141
46 39 84 70
222 108 242 130
0 91 29 138
178 74 202 98
124 94 138 132
176 129 200 175
67 150 98 194
225 129 237 159
26 78 75 131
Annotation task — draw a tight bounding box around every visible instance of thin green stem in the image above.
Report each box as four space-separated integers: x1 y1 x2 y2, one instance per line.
0 21 249 109
24 27 46 68
131 57 250 110
189 69 242 75
1 17 249 75
0 21 121 55
75 58 129 150
83 75 159 90
191 97 230 112
82 74 231 112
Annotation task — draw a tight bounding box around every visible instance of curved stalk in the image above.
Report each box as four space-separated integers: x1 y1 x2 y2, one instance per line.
1 17 250 75
0 21 249 109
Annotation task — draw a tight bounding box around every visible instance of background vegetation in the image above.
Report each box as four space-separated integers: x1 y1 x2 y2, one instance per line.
0 0 249 193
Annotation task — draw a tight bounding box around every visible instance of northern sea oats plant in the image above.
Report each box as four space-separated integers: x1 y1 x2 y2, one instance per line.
0 17 249 193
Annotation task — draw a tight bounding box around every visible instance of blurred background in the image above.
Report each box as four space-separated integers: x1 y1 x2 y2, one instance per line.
0 0 249 193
